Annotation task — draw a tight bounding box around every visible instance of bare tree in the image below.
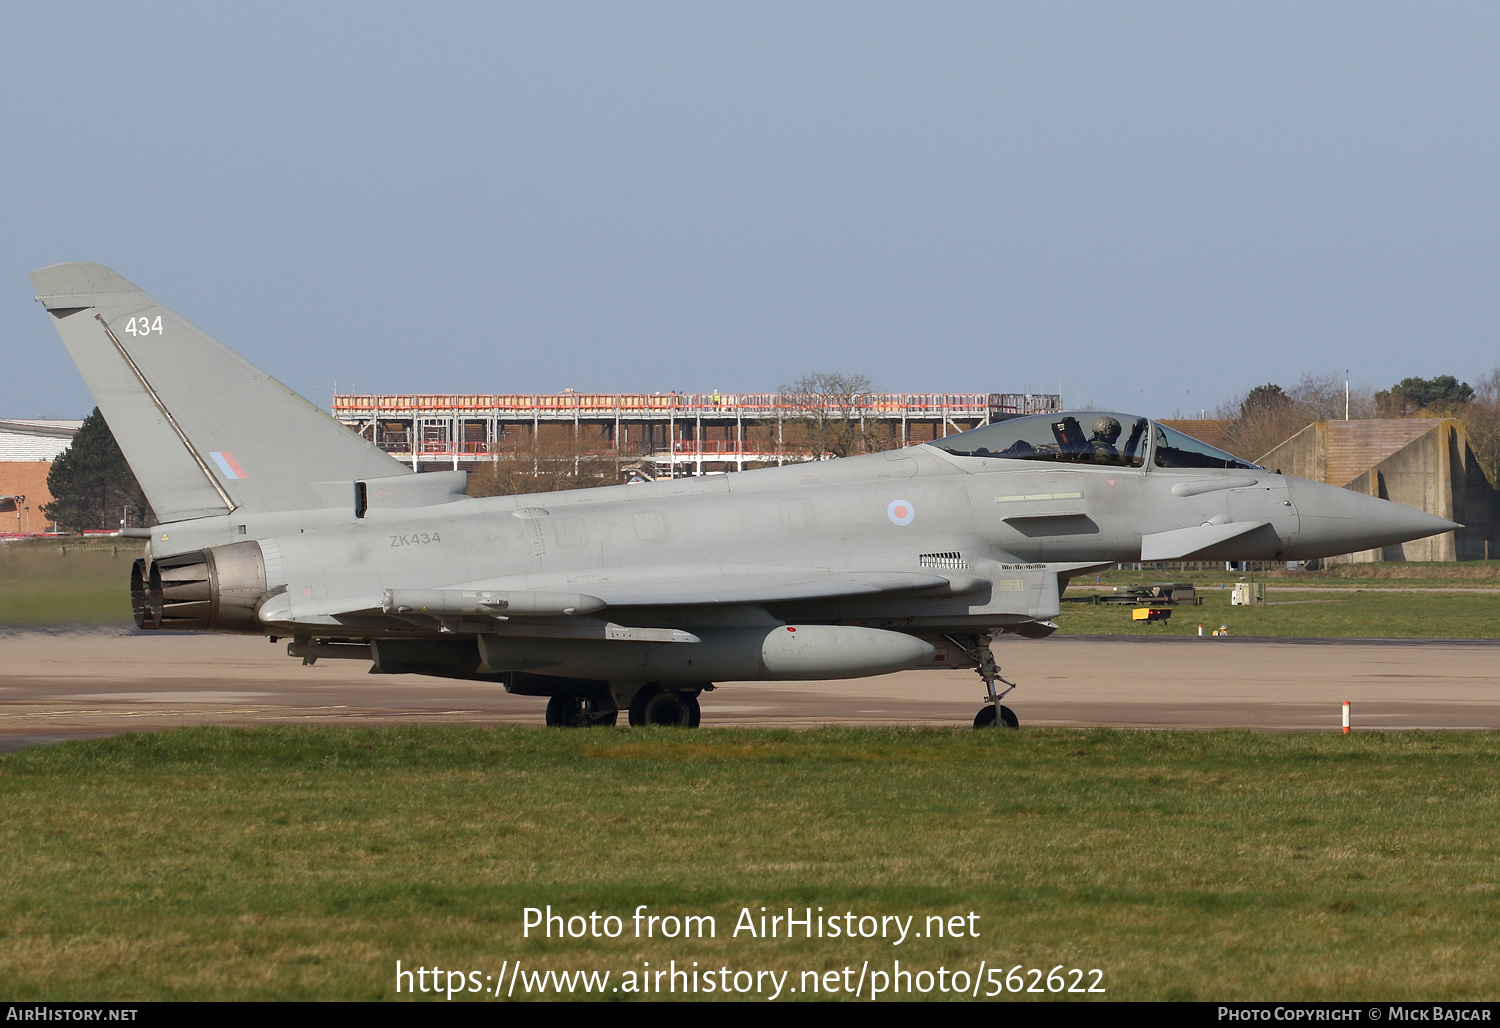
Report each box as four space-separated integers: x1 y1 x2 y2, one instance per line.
1463 367 1500 486
467 438 625 497
777 373 886 458
1289 371 1376 421
1214 372 1375 462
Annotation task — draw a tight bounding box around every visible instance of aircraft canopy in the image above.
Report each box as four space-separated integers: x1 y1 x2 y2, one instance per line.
932 412 1262 471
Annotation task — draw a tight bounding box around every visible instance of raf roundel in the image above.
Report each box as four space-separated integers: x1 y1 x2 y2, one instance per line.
887 499 915 526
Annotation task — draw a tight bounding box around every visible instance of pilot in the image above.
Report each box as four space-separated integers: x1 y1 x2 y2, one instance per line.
1087 416 1122 462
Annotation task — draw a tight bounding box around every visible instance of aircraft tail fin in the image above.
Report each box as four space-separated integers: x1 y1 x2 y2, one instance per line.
30 263 414 521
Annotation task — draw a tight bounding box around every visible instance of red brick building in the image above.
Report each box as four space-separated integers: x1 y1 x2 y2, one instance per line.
0 419 80 535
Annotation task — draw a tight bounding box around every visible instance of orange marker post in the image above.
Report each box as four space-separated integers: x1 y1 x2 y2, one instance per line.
1342 700 1350 734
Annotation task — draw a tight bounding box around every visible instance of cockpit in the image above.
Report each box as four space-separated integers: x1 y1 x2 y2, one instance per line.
930 411 1262 471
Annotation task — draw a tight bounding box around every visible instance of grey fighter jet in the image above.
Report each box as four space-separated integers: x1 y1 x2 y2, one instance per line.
30 263 1458 728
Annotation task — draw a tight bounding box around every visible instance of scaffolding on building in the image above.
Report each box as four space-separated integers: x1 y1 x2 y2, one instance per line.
332 391 1062 476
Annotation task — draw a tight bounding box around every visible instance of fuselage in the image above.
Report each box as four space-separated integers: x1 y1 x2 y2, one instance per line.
141 413 1452 639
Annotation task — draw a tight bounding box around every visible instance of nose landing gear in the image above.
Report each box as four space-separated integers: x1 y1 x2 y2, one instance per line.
947 632 1021 729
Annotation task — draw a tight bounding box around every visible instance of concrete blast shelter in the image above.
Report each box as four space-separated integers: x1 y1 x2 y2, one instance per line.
1260 419 1498 562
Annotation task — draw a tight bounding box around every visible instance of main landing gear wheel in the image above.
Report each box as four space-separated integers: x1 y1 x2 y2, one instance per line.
546 695 619 727
628 686 701 727
973 705 1019 729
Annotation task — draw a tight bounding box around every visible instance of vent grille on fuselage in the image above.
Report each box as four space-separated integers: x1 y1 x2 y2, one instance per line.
919 551 969 570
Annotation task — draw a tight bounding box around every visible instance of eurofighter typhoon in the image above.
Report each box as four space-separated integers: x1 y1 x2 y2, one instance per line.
31 263 1458 728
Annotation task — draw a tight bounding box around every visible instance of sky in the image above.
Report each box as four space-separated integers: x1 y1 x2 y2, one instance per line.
3 3 1498 419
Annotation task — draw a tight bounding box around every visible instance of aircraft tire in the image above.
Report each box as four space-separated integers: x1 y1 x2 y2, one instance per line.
973 705 1019 729
630 686 697 727
627 685 656 726
546 694 617 728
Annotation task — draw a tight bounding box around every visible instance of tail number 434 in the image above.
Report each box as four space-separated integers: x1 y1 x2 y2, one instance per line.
124 316 163 336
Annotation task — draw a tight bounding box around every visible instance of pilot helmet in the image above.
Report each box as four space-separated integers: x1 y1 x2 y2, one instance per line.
1092 416 1121 442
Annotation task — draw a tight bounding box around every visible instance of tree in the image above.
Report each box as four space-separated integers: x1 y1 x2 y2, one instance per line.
1462 367 1500 487
1376 375 1474 417
1286 371 1371 422
777 373 886 458
1239 383 1290 420
41 408 153 531
467 440 624 497
1214 372 1375 463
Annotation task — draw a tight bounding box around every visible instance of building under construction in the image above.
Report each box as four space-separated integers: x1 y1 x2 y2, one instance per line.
332 391 1062 475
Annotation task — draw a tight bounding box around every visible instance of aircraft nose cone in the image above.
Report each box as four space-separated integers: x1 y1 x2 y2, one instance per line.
1284 476 1460 559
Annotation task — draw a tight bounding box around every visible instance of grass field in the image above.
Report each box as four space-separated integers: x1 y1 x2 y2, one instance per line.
1056 586 1500 638
0 539 137 627
1057 560 1500 637
2 726 1498 1001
